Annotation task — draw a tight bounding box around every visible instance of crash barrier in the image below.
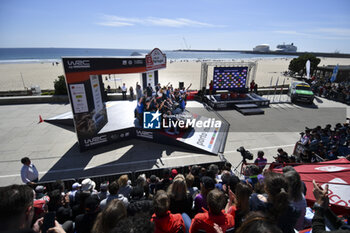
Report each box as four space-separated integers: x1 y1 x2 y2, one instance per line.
37 161 226 192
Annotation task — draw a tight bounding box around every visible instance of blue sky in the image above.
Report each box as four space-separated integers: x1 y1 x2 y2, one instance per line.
0 0 349 52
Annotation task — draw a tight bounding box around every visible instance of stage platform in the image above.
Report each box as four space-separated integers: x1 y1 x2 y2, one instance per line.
238 108 265 115
233 103 265 115
205 93 270 109
45 101 229 155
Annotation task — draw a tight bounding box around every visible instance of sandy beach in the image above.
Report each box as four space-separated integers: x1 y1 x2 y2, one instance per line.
0 57 349 92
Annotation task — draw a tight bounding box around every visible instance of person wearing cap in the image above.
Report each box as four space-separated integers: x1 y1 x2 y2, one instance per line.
194 176 215 214
81 178 97 194
68 182 81 205
171 168 178 179
35 185 49 202
190 189 235 233
20 157 39 185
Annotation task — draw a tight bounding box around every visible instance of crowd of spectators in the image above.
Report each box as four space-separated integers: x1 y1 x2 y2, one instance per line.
294 122 350 163
311 79 350 104
2 160 350 233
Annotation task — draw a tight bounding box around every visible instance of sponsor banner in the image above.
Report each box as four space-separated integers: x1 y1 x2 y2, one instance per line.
177 115 221 153
146 48 166 71
274 158 350 213
69 84 88 113
321 178 349 207
63 57 146 73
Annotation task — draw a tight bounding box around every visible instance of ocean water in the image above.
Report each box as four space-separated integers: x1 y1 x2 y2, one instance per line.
0 48 294 63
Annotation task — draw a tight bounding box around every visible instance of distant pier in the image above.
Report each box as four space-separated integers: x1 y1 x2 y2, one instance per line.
174 49 350 59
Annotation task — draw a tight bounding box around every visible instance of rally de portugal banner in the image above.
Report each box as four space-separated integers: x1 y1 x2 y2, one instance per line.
275 158 350 214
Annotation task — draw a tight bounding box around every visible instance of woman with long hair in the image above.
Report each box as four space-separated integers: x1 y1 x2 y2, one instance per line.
249 172 299 233
167 174 193 217
284 170 307 230
236 211 282 233
91 199 127 233
233 182 253 229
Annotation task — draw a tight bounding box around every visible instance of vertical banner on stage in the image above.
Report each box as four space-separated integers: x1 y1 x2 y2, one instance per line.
66 74 108 150
147 72 155 89
142 71 158 90
90 75 103 113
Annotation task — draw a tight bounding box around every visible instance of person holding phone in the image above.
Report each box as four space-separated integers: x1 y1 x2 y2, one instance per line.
0 184 66 232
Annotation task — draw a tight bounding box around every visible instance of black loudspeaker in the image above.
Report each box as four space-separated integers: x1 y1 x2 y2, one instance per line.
179 82 184 89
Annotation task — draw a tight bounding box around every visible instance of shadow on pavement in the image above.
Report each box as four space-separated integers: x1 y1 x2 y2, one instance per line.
39 139 192 182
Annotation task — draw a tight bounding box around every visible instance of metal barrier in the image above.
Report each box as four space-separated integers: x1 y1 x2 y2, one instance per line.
37 161 226 192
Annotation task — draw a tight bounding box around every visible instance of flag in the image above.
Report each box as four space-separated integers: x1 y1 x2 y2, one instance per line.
306 60 311 79
330 64 339 83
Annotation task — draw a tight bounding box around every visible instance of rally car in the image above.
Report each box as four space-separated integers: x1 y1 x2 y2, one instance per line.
288 81 314 104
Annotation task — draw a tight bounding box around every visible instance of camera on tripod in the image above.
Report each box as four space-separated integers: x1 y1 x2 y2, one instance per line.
237 146 253 161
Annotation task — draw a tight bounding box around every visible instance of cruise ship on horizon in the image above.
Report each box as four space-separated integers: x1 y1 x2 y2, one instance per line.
276 43 297 53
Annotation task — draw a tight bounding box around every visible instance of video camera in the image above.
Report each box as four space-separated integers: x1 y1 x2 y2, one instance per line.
237 146 253 161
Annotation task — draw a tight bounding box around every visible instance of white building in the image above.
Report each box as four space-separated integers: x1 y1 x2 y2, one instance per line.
253 44 270 52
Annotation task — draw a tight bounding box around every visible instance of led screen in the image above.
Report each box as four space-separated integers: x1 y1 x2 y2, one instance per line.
213 67 248 90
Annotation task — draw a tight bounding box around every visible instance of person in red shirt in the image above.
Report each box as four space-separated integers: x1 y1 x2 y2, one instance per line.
190 189 235 233
250 80 255 92
151 190 186 233
209 80 214 95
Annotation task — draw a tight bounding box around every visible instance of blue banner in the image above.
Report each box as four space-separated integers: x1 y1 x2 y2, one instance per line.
330 65 338 83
